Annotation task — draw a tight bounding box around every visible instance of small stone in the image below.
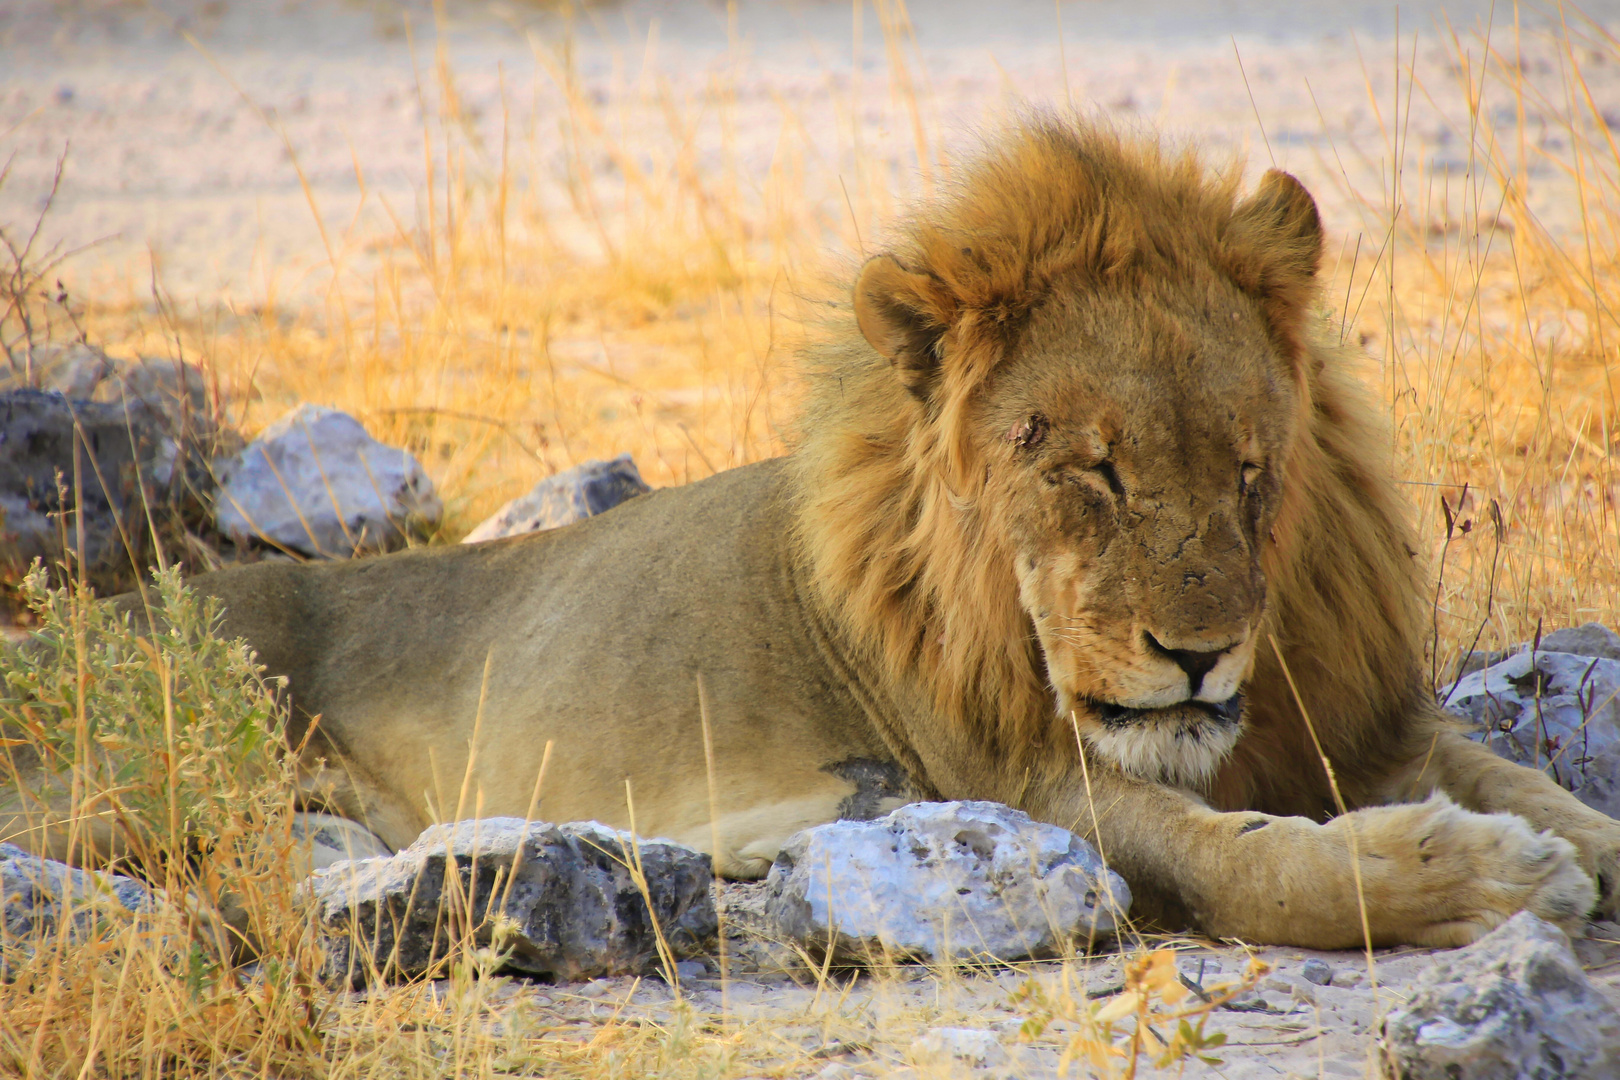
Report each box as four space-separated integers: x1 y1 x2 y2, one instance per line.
306 818 717 986
672 959 707 980
462 455 650 542
1336 970 1366 989
909 1027 1008 1069
575 979 613 998
764 801 1130 964
1301 957 1334 985
2 842 156 973
1381 911 1620 1079
215 404 441 557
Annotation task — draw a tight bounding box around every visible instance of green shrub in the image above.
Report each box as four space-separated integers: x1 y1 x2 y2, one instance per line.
0 564 296 939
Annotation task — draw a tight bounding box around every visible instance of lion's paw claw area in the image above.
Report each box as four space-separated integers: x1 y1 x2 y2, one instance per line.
1362 797 1597 947
1566 822 1620 921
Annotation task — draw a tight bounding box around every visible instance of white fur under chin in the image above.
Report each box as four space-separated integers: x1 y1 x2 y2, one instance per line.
1082 719 1243 790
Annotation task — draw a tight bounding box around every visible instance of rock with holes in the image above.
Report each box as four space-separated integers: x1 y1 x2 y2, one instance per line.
214 404 440 557
305 817 717 986
1380 911 1620 1079
462 454 651 543
1444 641 1620 818
1 842 156 976
763 801 1129 964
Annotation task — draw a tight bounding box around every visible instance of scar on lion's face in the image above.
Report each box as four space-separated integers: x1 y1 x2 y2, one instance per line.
987 283 1298 787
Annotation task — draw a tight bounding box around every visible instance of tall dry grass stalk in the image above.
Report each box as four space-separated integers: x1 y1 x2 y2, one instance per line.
3 5 1620 1077
1331 9 1620 680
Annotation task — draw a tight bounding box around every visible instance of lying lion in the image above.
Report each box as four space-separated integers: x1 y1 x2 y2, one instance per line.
16 117 1620 949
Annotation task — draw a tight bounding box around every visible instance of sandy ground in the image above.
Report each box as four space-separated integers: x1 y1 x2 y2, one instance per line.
7 0 1620 306
9 3 1620 1077
362 881 1620 1080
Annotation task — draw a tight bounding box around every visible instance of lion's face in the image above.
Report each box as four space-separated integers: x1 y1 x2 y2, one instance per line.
984 285 1296 786
848 145 1323 790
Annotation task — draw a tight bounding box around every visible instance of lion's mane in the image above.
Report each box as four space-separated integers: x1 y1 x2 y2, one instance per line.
790 116 1435 813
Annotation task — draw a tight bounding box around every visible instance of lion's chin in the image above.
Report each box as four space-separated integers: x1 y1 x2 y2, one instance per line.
1072 696 1246 790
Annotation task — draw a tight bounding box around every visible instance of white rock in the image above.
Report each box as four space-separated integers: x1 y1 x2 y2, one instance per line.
909 1027 1008 1069
215 404 440 557
1381 911 1620 1079
462 454 650 543
1446 648 1620 817
289 811 392 874
764 801 1130 964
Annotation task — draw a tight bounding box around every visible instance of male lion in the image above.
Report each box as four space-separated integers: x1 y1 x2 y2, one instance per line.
11 117 1620 948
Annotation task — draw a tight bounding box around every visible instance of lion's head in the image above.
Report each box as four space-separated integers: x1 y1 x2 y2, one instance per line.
794 117 1351 790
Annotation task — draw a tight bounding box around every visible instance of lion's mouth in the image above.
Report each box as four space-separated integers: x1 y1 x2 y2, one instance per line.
1089 693 1246 730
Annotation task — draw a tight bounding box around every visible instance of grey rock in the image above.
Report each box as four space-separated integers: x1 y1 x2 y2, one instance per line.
306 817 717 986
1542 623 1620 661
1444 648 1620 817
1301 957 1334 986
215 404 440 557
672 959 708 980
462 454 650 543
1453 622 1620 681
1380 912 1620 1079
0 388 220 579
764 801 1129 964
1 842 154 972
0 343 212 422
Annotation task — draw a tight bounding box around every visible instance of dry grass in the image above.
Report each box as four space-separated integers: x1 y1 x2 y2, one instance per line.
4 4 1620 1078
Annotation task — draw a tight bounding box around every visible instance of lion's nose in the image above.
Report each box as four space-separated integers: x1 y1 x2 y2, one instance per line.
1143 631 1229 697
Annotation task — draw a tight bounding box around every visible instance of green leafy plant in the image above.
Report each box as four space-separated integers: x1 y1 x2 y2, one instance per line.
0 564 295 941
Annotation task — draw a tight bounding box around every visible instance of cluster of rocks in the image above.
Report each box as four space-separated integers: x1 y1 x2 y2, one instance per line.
1446 623 1620 817
0 342 651 580
0 344 225 585
303 801 1128 985
10 798 1620 1073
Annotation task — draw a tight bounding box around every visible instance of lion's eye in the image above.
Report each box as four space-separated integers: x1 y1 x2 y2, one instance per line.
1240 463 1264 495
1090 460 1127 498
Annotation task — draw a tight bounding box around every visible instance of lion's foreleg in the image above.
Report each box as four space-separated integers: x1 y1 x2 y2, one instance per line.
1042 765 1593 947
1384 727 1620 918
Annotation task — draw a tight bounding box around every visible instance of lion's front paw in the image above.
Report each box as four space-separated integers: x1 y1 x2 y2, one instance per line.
1563 817 1620 921
1360 796 1595 947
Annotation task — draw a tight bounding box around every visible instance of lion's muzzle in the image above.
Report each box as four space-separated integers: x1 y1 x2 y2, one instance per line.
1079 693 1247 789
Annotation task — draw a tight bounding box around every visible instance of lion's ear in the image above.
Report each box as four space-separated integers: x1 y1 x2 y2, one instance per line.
1231 169 1324 283
854 254 953 402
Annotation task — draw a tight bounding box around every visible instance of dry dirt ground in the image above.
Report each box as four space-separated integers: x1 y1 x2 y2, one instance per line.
9 2 1620 1077
366 882 1620 1079
8 0 1620 305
